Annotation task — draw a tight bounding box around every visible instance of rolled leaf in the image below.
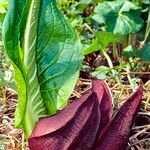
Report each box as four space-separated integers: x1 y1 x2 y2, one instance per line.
29 80 143 150
29 92 101 150
97 80 114 143
96 86 143 150
28 80 109 150
92 80 113 131
92 80 113 146
2 0 39 134
3 0 83 137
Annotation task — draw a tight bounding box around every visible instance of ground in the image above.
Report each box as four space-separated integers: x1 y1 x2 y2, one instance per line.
0 76 150 150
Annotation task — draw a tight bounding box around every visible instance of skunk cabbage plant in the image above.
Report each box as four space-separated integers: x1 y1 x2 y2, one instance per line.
3 0 144 149
2 0 83 137
29 80 143 150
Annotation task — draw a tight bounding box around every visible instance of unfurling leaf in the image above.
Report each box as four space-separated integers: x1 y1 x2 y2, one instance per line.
28 80 113 150
29 79 143 150
28 80 103 150
3 0 83 136
96 86 143 150
96 80 113 135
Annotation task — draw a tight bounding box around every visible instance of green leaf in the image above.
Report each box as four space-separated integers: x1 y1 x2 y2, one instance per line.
92 66 110 80
22 0 47 137
3 0 46 137
123 45 138 60
0 0 8 13
2 0 28 129
2 0 22 67
3 0 83 137
140 43 150 61
83 39 100 55
96 31 123 49
80 0 91 4
92 0 143 35
83 31 123 55
36 0 83 114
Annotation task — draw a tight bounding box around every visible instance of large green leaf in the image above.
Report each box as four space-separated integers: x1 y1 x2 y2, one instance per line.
3 0 83 137
2 0 28 129
92 0 143 35
3 0 46 137
36 0 83 114
22 0 47 137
